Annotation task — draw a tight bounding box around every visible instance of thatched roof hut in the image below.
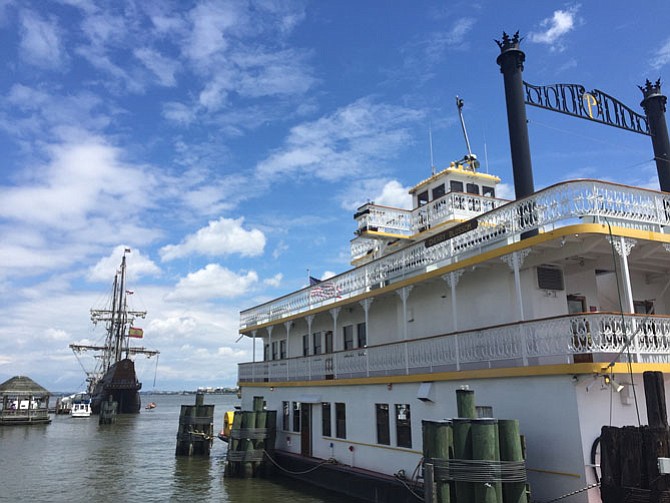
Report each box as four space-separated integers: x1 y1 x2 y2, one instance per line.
0 375 52 425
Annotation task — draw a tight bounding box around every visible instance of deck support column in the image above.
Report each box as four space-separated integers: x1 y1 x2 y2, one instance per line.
610 236 639 360
251 330 257 382
443 271 464 331
359 298 374 376
329 307 341 348
306 315 314 380
502 250 531 321
396 286 413 375
284 321 292 380
267 326 274 380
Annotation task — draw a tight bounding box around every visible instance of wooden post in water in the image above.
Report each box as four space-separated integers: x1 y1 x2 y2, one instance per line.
452 418 474 502
241 410 257 477
498 419 528 503
175 392 214 456
472 418 501 503
422 420 453 502
224 411 243 476
99 395 117 424
644 371 668 428
456 388 476 419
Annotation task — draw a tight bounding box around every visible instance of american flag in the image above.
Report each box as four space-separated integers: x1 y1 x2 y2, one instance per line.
309 276 341 299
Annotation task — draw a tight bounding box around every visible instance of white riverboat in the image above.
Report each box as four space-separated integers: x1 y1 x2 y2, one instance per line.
235 42 670 503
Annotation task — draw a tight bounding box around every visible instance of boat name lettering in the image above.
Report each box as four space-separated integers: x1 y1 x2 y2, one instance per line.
523 81 650 136
424 219 479 248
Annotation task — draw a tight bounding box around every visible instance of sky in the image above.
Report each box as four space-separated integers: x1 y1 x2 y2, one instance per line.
1 1 669 392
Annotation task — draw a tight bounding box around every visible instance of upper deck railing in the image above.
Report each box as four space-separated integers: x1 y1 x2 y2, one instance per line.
354 191 506 237
240 180 670 331
239 313 670 383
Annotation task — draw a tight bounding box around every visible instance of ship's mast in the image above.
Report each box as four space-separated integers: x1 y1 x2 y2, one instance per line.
71 249 155 390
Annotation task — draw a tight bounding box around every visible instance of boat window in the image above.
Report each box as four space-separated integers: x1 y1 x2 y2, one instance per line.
282 401 290 430
335 402 346 439
357 322 367 348
272 342 278 361
322 402 331 437
634 300 655 314
482 185 495 197
313 332 322 355
264 344 269 361
466 183 479 195
292 402 301 432
302 334 309 357
432 184 445 200
376 404 390 445
343 325 354 350
280 340 286 359
395 404 412 448
325 331 333 353
450 180 464 193
418 191 429 206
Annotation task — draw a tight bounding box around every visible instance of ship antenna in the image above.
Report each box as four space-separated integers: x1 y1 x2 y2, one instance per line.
429 122 436 176
456 96 473 158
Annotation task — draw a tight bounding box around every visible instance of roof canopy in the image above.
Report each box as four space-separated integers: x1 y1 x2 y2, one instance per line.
0 376 50 396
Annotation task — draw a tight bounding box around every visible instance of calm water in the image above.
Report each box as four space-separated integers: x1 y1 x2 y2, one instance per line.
0 393 343 502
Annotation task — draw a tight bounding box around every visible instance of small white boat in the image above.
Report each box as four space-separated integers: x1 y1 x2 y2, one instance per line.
69 393 92 418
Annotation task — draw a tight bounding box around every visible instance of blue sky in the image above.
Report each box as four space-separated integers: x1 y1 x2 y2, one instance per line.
1 1 669 392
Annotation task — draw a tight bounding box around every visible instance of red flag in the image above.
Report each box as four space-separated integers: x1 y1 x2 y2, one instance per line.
129 327 144 338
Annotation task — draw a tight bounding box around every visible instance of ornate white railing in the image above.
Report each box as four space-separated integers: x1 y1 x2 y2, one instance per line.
238 313 670 382
354 192 506 238
240 180 670 331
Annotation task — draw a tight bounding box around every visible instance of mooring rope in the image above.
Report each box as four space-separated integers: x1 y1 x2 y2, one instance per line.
393 472 424 501
261 450 338 475
535 482 600 503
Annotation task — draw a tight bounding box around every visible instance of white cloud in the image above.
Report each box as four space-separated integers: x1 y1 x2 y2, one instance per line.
162 102 197 125
263 273 283 287
528 6 580 50
134 47 180 87
19 10 65 69
341 178 412 211
650 38 670 70
166 264 258 301
256 98 424 181
160 217 266 261
88 246 161 282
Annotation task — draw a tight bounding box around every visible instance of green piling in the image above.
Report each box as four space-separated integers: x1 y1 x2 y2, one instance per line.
499 419 527 503
452 418 474 502
422 420 453 502
241 410 257 478
472 418 501 503
456 388 476 419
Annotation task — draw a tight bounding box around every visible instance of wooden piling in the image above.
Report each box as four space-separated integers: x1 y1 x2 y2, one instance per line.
471 418 501 503
456 388 476 419
99 395 117 424
422 420 453 502
175 392 214 456
498 419 527 503
644 371 668 428
452 418 474 502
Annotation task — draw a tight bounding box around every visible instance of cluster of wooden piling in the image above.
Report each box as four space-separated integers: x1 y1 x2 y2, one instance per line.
175 392 215 456
99 396 117 424
422 389 528 503
600 371 670 501
225 397 276 478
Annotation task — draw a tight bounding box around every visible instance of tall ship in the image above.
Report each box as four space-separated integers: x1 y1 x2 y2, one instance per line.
234 34 670 502
70 250 159 414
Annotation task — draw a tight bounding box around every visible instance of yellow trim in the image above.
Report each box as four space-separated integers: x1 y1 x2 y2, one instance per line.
357 230 411 240
242 222 670 334
410 165 501 194
239 362 670 388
